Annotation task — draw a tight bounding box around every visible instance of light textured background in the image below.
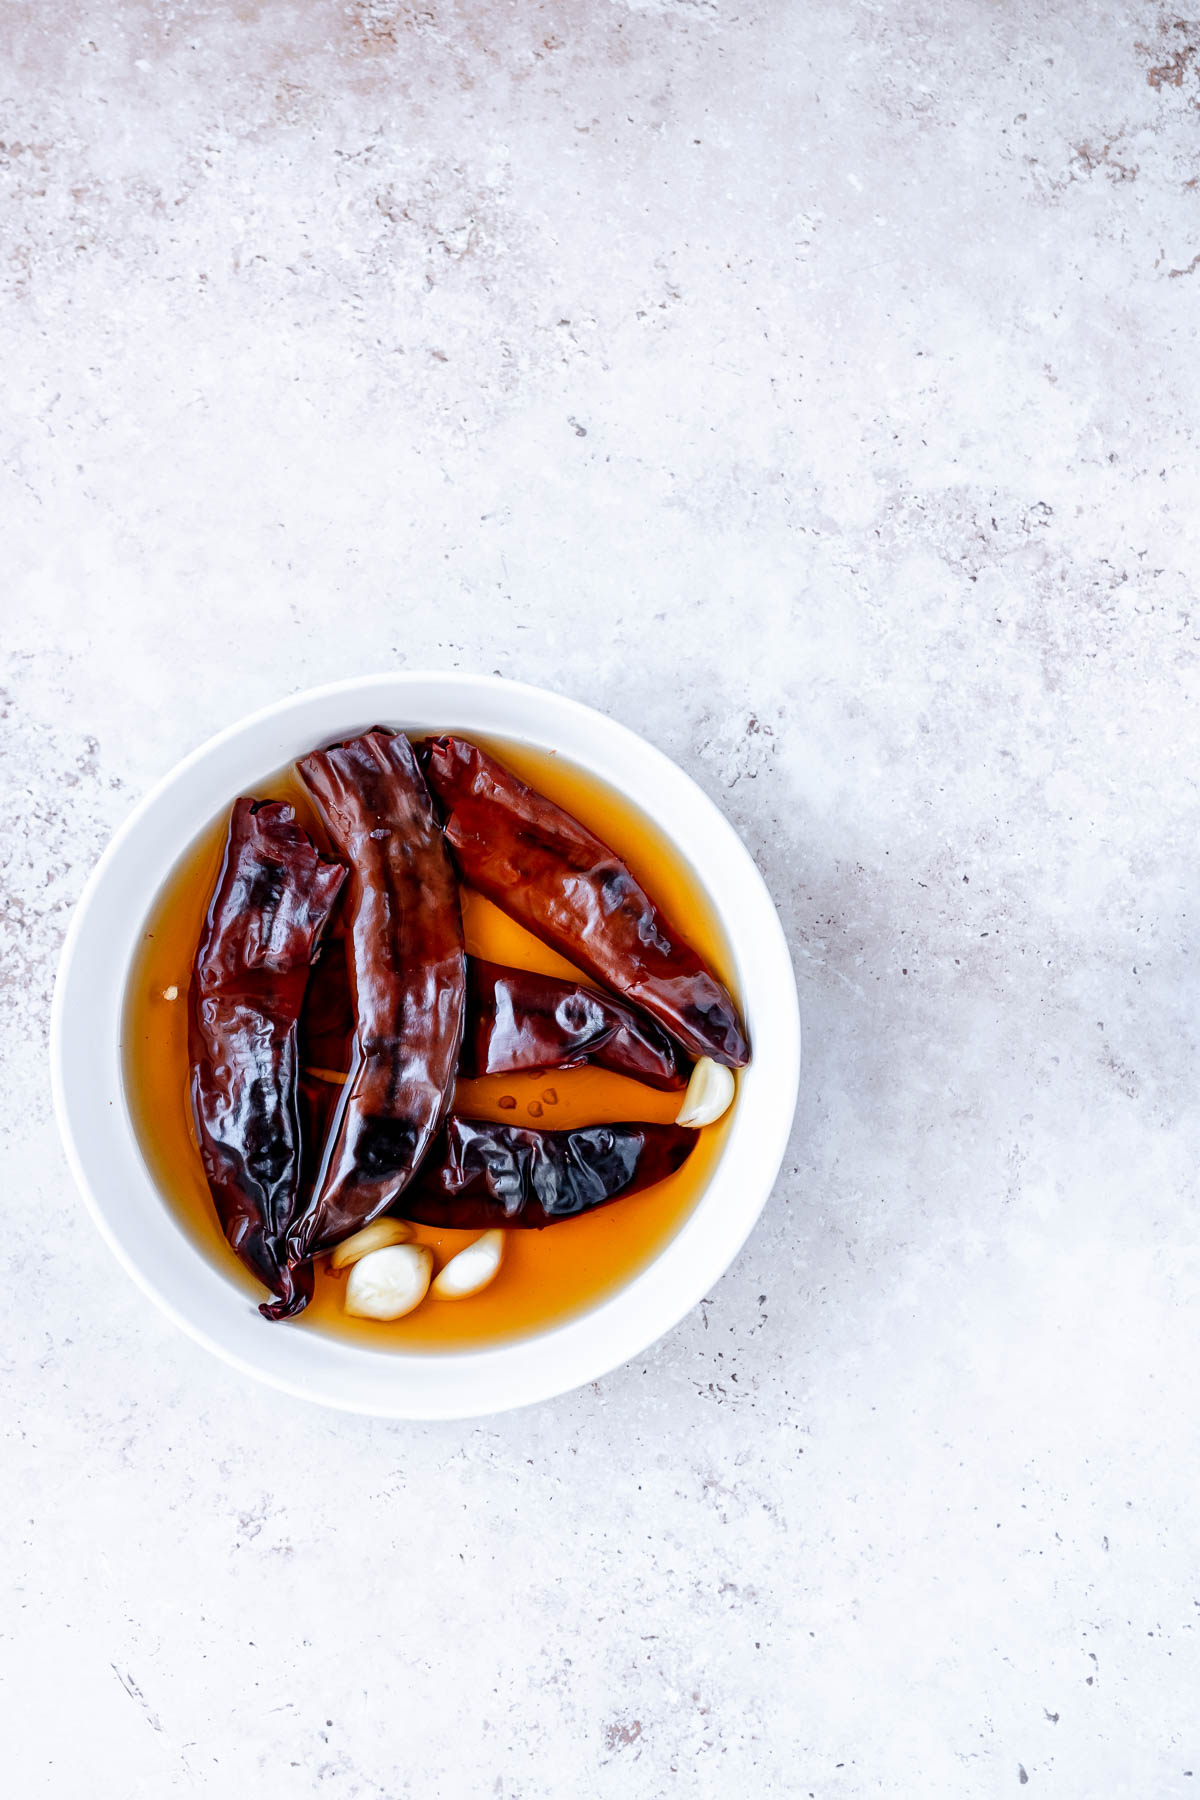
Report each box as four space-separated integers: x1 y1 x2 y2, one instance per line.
4 1 1199 1794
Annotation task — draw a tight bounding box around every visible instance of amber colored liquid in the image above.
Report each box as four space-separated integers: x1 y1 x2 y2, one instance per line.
121 737 739 1350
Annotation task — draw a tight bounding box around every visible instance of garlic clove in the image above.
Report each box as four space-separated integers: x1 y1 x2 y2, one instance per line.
675 1056 736 1128
432 1229 506 1300
344 1243 432 1320
329 1216 415 1270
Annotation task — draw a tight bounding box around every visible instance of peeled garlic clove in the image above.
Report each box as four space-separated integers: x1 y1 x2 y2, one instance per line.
432 1230 506 1300
344 1243 432 1320
676 1056 736 1128
329 1217 415 1270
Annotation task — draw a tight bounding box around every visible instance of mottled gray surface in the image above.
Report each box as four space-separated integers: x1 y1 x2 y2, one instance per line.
4 1 1200 1793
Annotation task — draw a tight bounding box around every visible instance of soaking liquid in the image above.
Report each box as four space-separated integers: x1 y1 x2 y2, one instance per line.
121 738 739 1350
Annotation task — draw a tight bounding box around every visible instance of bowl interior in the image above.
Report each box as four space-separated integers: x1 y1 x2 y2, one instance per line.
51 674 800 1417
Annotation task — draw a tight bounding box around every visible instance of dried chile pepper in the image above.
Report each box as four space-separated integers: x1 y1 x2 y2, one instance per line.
304 944 688 1091
300 931 354 1074
189 798 346 1319
291 729 466 1258
297 1070 343 1192
423 737 749 1067
398 1117 697 1230
464 957 689 1090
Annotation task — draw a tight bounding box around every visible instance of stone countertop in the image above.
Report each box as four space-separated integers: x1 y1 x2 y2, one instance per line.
4 3 1199 1794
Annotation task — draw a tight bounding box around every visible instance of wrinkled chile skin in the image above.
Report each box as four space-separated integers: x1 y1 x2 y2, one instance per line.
292 730 466 1259
464 958 689 1090
300 934 355 1073
398 1117 697 1230
189 799 346 1319
423 736 749 1068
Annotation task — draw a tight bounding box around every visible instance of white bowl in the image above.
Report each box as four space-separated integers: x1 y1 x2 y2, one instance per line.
51 674 800 1418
